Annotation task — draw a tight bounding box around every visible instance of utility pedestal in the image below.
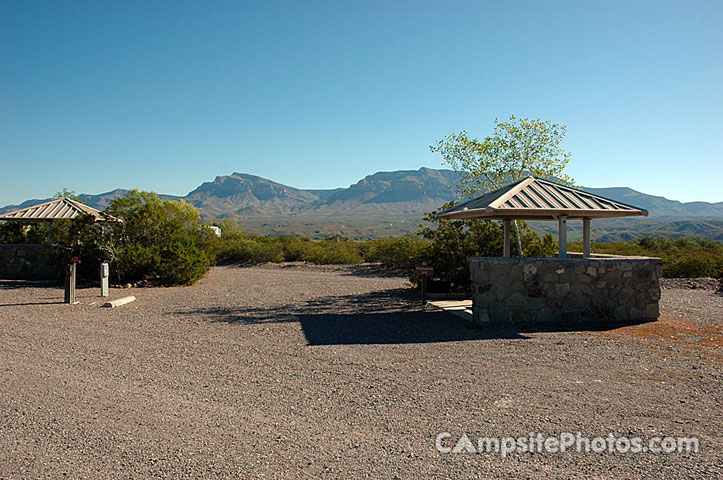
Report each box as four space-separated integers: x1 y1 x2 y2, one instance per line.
64 264 76 304
415 263 435 304
100 262 109 297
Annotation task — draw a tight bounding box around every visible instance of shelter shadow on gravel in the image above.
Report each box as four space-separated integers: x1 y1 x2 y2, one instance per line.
185 288 528 345
184 286 663 345
0 279 59 290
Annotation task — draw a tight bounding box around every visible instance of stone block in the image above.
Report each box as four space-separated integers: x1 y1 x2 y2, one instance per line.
474 309 490 325
645 303 660 319
542 273 557 283
536 308 555 323
472 268 489 283
474 293 493 307
568 294 590 310
523 263 537 280
510 309 530 324
553 283 570 298
505 292 527 307
586 266 597 277
526 280 543 297
527 297 547 310
510 280 526 292
613 306 628 320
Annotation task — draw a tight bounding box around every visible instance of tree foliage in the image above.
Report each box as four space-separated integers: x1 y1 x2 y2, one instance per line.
431 115 574 197
105 190 214 286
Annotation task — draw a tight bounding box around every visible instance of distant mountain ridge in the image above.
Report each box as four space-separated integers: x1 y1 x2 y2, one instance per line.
2 168 721 241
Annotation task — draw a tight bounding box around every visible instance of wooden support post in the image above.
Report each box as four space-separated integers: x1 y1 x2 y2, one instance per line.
503 219 511 257
582 218 591 258
558 215 567 258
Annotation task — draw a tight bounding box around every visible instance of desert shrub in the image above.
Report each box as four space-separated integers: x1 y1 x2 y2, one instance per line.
52 214 116 282
0 222 49 244
0 222 28 243
664 254 722 278
569 235 723 278
214 231 284 263
300 235 363 264
362 235 429 275
215 230 362 265
408 207 558 291
104 191 214 286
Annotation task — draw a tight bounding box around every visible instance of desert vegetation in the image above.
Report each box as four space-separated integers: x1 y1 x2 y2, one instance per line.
1 192 720 288
569 236 723 279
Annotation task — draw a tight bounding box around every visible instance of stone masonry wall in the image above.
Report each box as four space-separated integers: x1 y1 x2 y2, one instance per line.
471 256 662 325
0 244 59 280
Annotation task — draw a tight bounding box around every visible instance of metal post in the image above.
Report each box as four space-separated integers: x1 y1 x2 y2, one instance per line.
558 215 567 258
503 219 511 257
46 222 52 245
582 218 591 258
64 264 76 304
100 262 109 297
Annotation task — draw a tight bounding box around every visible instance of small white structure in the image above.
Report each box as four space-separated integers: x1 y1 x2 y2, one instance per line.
100 262 109 297
208 226 222 238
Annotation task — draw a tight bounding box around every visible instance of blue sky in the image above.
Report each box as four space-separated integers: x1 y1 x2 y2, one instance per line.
1 0 721 205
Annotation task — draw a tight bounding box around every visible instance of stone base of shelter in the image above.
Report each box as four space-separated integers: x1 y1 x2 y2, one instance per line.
471 255 662 325
0 244 60 280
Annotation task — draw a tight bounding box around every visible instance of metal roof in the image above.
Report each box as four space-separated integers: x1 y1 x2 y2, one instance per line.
0 197 121 223
437 176 648 221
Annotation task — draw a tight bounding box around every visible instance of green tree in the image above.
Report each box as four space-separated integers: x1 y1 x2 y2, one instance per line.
53 188 82 201
105 190 214 286
431 115 574 254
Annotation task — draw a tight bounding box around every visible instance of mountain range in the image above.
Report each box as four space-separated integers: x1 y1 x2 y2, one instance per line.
2 168 722 241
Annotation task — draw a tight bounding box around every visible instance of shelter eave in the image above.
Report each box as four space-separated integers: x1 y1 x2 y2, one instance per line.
437 207 648 221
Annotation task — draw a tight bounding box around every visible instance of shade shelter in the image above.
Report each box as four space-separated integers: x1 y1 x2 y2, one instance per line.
436 176 648 258
0 197 120 244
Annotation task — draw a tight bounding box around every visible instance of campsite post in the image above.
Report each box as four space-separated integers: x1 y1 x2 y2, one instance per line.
100 262 109 297
415 262 434 304
64 264 76 304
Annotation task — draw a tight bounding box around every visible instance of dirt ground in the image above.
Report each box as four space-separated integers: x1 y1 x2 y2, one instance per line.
1 265 721 479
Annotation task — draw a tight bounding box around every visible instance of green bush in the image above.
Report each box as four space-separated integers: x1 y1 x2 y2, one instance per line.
569 235 723 278
0 222 47 244
408 207 557 291
214 231 284 263
214 229 363 265
362 235 429 275
104 191 214 286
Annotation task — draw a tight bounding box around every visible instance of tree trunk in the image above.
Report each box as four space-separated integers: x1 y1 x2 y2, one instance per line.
512 220 523 256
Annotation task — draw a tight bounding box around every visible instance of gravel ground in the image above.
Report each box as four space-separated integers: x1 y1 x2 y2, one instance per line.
1 265 721 479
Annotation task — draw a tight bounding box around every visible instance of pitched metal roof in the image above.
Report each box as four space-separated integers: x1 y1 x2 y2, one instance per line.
437 176 648 220
0 197 120 223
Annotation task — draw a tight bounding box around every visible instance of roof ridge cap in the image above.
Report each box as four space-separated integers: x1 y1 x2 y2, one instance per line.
488 177 535 209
